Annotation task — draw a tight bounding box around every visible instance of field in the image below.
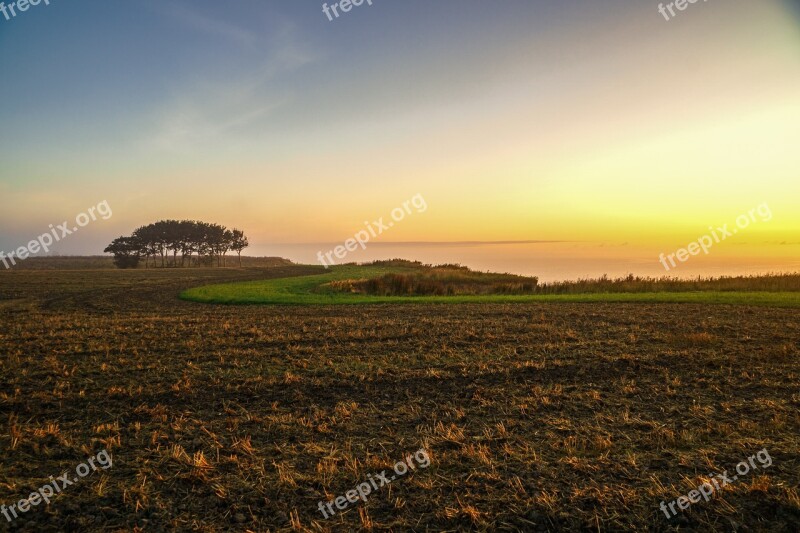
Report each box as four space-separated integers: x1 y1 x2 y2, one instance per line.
1 265 799 531
181 264 800 308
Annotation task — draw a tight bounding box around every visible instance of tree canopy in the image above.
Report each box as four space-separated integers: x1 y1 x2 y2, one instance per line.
104 220 249 269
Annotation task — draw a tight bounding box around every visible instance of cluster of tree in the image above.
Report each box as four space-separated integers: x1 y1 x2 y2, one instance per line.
104 220 249 269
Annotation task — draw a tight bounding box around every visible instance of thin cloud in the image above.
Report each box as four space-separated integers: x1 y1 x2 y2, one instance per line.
162 5 258 48
147 22 318 152
280 240 573 247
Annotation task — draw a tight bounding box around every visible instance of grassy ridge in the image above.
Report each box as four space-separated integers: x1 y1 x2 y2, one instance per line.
181 265 800 307
329 263 540 296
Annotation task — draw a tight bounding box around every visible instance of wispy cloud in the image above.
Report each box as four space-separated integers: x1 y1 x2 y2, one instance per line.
162 5 258 48
366 240 571 247
146 21 318 152
151 97 287 152
280 240 572 247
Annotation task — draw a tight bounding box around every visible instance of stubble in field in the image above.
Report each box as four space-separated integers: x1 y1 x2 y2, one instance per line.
0 267 798 531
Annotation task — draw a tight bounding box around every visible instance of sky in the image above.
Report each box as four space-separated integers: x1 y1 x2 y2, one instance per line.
1 0 799 278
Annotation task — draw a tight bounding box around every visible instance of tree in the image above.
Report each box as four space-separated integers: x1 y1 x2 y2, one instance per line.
132 225 160 268
177 220 197 266
105 220 249 269
229 229 249 267
164 219 184 267
203 223 228 267
104 236 142 269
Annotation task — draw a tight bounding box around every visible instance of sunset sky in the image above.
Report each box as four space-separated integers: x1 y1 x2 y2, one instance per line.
1 0 798 278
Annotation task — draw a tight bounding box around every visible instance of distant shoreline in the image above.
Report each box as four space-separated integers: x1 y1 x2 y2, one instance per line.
4 256 800 286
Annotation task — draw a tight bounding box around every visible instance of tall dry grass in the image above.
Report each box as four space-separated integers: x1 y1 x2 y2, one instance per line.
338 262 800 296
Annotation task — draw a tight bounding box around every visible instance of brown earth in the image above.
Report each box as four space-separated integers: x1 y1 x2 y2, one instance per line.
0 266 798 532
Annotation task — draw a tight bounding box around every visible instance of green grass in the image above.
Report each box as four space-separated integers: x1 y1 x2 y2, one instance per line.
180 265 800 307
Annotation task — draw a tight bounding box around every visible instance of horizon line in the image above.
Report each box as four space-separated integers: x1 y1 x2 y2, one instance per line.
273 240 573 247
